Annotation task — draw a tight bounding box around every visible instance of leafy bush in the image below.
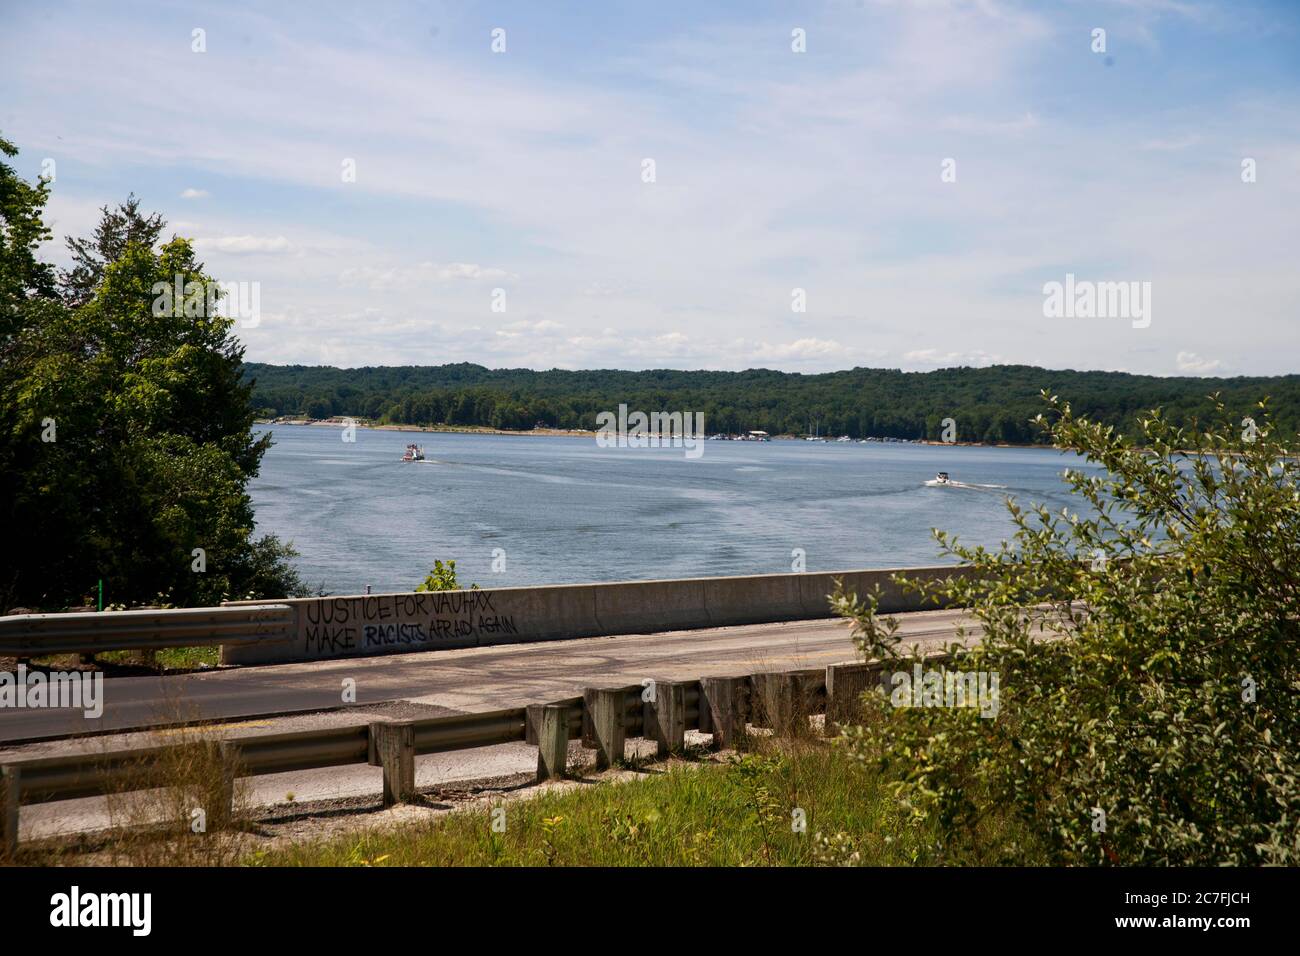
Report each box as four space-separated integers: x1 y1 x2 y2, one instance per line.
415 559 474 592
834 394 1299 865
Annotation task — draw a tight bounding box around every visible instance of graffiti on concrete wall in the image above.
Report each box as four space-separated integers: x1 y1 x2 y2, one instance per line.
301 591 518 657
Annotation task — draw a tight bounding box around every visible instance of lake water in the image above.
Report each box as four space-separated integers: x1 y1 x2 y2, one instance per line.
249 425 1094 595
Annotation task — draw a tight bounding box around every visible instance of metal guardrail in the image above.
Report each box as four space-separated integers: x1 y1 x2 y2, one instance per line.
0 605 293 657
412 708 527 755
12 725 372 805
234 724 371 777
0 653 951 856
9 744 180 804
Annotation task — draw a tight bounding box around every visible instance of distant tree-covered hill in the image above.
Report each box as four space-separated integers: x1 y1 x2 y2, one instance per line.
241 362 1300 445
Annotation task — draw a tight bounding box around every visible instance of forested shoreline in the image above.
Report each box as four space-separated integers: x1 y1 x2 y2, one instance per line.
244 362 1300 445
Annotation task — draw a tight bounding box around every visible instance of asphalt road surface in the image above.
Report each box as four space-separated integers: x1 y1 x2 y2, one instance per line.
1 608 978 840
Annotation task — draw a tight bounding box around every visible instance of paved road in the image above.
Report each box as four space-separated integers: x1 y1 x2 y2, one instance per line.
1 608 975 745
1 608 976 841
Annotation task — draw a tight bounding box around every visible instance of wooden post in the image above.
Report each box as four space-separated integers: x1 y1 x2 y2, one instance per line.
370 720 416 806
536 704 569 781
700 676 747 749
527 698 579 746
644 680 686 758
825 662 878 735
581 689 599 748
753 671 806 737
525 703 544 746
0 765 19 861
589 688 627 770
211 742 237 831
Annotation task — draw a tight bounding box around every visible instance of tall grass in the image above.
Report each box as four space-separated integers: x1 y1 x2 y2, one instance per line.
250 739 1037 867
96 729 251 867
16 700 254 867
82 646 220 671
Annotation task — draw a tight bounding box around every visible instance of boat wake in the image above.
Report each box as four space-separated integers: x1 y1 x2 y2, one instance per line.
924 479 1008 490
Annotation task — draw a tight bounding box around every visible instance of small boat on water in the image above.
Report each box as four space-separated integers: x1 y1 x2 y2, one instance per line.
402 443 425 462
923 472 1010 491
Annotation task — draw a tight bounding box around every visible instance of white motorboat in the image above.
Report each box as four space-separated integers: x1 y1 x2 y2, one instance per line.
401 443 425 462
923 472 1011 491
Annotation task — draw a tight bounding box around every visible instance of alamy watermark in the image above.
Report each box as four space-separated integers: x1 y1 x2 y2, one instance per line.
887 663 999 718
1 665 103 719
151 275 261 328
1042 273 1151 328
596 403 705 459
50 886 151 936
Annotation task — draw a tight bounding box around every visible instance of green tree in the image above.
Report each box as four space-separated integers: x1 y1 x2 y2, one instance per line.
0 136 56 318
834 393 1299 865
1 134 62 607
239 362 1300 443
60 193 165 308
1 138 308 609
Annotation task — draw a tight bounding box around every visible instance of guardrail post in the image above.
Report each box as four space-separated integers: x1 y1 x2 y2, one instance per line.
752 671 809 737
525 704 543 746
0 765 19 861
210 742 238 830
825 662 879 735
580 689 601 748
701 676 748 749
644 680 686 758
370 720 416 806
589 688 626 770
535 704 569 781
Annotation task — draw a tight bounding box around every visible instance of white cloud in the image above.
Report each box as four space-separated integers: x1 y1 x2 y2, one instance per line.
193 235 292 254
903 349 1004 369
747 338 846 362
1175 351 1223 374
1140 135 1201 151
180 188 209 199
581 282 625 297
7 1 1299 375
939 112 1039 135
338 261 517 290
495 319 566 340
514 319 565 333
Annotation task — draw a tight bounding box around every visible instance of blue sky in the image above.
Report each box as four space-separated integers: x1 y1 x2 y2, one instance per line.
2 0 1297 375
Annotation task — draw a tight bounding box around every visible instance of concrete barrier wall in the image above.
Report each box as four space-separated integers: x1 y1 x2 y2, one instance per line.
222 565 973 666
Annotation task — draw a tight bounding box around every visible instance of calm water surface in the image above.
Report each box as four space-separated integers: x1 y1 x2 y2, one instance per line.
249 426 1097 594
